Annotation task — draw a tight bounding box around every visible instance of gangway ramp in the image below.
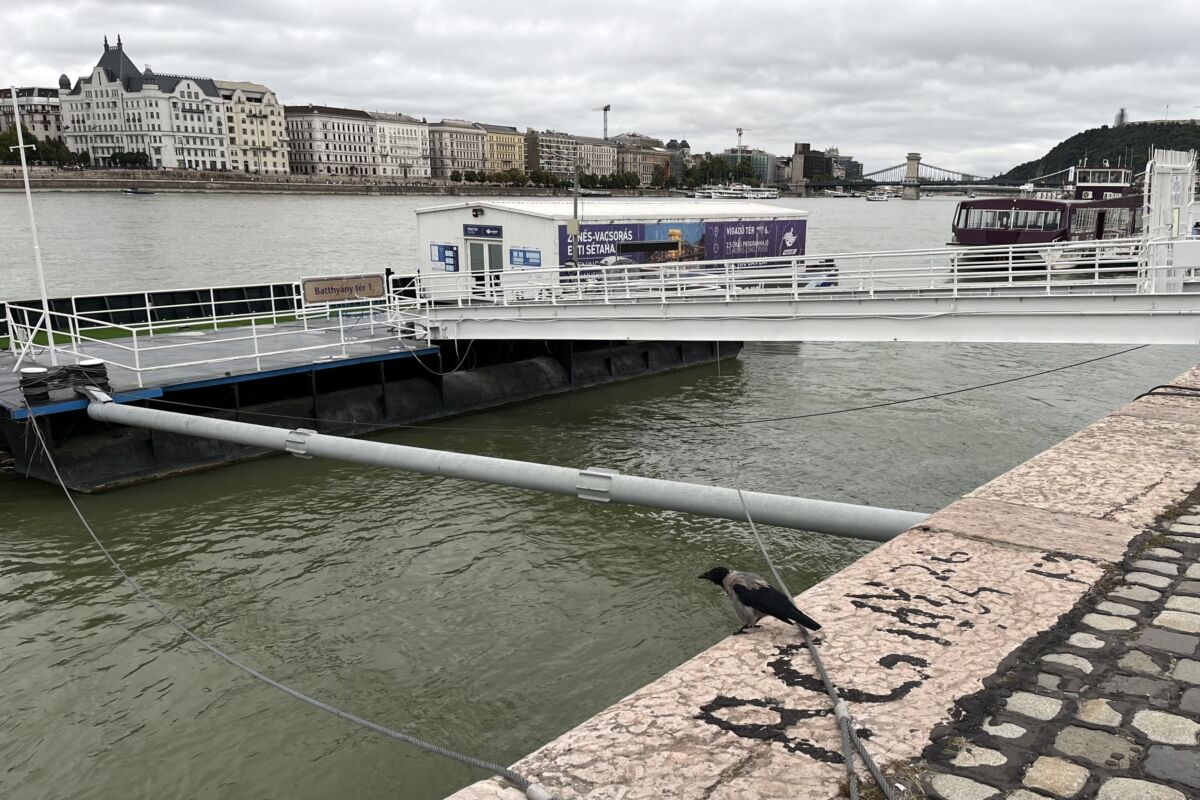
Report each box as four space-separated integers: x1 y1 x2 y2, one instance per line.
418 238 1200 345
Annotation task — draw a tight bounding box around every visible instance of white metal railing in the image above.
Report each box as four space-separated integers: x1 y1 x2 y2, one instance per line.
6 287 429 387
412 237 1196 308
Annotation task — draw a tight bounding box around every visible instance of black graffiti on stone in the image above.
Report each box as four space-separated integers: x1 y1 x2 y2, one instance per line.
889 563 955 582
695 695 845 763
1027 567 1088 584
882 627 953 646
928 551 972 564
849 599 956 628
951 585 1011 598
768 646 932 703
861 581 968 608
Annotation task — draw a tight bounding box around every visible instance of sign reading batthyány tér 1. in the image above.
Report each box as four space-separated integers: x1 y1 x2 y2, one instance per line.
302 273 386 305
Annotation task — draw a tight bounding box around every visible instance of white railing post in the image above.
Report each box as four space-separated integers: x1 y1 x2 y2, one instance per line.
132 328 143 388
252 314 261 371
210 289 219 331
145 291 155 338
339 307 347 358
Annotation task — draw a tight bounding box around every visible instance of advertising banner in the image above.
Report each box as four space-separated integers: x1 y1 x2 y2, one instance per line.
705 219 805 260
558 219 805 265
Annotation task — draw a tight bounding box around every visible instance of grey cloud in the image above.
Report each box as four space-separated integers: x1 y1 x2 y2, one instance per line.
4 0 1199 175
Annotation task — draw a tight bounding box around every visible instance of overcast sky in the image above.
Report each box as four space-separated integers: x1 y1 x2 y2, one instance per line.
2 1 1195 176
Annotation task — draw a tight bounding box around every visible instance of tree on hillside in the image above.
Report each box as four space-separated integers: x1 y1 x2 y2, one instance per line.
1004 122 1200 181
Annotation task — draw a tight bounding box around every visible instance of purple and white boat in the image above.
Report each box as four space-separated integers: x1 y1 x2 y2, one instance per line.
950 166 1141 247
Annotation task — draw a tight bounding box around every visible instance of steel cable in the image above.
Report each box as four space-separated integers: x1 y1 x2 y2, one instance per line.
22 404 553 800
734 486 896 800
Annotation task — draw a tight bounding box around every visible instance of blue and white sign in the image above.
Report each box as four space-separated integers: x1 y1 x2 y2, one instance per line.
463 224 503 239
509 248 542 268
431 243 460 271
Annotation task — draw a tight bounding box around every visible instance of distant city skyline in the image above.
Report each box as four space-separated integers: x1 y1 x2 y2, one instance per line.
3 1 1198 176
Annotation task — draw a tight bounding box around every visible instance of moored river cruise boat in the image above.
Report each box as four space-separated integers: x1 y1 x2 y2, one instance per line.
950 166 1141 247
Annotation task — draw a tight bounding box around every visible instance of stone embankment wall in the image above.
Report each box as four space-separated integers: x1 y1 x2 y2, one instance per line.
0 167 677 197
446 364 1200 800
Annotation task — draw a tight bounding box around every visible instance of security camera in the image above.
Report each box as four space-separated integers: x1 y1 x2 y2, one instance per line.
471 207 485 217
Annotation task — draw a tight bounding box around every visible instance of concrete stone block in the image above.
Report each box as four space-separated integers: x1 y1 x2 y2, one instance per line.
1100 674 1174 700
1166 595 1200 613
1176 580 1200 595
1053 725 1140 766
1096 777 1186 800
1066 632 1104 649
952 744 1008 767
1082 613 1136 632
1095 601 1138 617
969 414 1200 527
1144 745 1200 790
1173 658 1200 684
1022 756 1089 798
1004 692 1063 721
1145 547 1182 558
1181 687 1200 715
930 773 1001 800
1043 654 1093 674
1136 628 1200 656
1132 710 1200 745
1117 650 1162 675
1126 572 1172 589
1109 585 1160 603
982 718 1026 739
1132 559 1179 575
1075 698 1121 728
1152 610 1200 634
917 497 1138 562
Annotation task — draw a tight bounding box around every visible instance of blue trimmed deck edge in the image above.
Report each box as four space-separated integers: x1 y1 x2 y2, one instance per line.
5 346 441 420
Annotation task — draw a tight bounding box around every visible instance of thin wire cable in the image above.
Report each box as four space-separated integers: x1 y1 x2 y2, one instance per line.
410 339 477 377
140 343 1150 438
1133 383 1200 401
22 407 546 797
733 487 895 800
669 344 1150 428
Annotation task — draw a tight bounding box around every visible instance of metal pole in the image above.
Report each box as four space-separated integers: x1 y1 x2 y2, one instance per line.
84 392 926 541
9 87 57 366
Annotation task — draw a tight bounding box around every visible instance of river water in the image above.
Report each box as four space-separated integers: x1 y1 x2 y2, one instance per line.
0 192 1196 800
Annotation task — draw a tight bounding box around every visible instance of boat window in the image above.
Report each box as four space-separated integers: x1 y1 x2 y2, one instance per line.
1042 210 1061 230
1103 208 1132 238
1071 208 1098 239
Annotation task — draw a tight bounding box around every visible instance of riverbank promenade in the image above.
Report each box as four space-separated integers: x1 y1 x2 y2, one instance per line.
447 365 1200 800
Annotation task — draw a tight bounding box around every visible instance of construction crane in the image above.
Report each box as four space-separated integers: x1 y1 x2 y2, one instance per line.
593 104 611 140
735 128 750 171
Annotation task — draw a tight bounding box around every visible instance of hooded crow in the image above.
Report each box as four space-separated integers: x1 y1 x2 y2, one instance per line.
699 566 821 632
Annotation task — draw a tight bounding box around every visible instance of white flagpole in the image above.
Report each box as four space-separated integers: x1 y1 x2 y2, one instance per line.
9 86 57 366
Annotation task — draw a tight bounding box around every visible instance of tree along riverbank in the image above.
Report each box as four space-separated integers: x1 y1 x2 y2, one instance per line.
0 170 686 197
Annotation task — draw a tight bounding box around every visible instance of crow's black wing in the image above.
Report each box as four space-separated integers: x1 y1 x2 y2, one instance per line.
731 584 822 631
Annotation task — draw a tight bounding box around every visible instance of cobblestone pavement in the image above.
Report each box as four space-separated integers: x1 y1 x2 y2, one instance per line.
918 510 1200 799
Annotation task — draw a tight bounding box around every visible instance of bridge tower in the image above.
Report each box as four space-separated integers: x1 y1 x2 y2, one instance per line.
902 152 921 200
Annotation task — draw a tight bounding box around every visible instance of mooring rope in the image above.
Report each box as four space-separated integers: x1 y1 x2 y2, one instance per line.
23 407 554 800
734 486 897 800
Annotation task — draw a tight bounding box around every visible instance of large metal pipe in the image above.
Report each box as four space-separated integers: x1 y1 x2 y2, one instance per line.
85 392 927 541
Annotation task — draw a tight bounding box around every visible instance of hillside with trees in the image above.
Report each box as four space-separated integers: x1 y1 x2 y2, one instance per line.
1004 122 1200 181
